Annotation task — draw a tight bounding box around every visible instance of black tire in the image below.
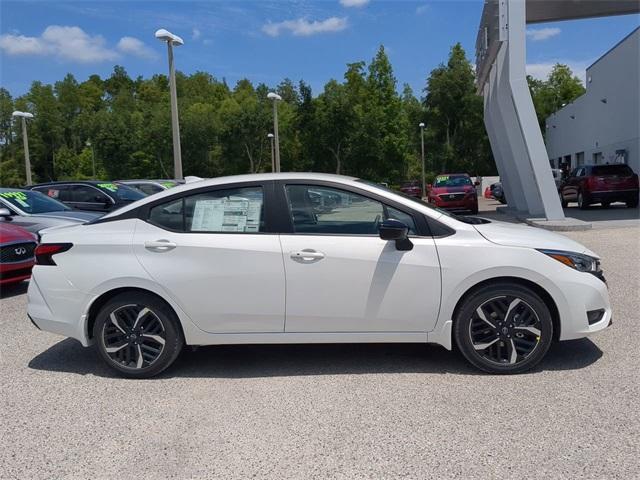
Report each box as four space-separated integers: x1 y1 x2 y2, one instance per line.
93 292 184 378
578 191 590 210
470 205 479 215
453 283 553 374
601 202 610 208
626 198 639 208
559 190 568 208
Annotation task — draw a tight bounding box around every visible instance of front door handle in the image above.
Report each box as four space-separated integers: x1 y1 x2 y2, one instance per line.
290 249 325 262
144 239 177 252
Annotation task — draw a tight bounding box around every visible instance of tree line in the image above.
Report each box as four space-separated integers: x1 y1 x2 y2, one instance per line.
0 43 584 187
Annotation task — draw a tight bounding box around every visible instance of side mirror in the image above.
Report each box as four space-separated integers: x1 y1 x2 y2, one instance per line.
0 207 13 220
379 219 413 251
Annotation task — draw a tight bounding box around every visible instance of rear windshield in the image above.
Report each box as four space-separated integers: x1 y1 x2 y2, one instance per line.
96 183 146 201
591 165 634 176
434 175 472 187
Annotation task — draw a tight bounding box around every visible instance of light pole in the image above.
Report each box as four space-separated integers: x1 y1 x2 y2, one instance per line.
267 92 282 172
86 140 96 179
419 122 426 200
12 111 34 185
155 28 184 180
267 133 275 173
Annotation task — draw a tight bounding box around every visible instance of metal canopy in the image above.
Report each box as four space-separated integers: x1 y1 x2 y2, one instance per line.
526 0 640 24
474 0 639 221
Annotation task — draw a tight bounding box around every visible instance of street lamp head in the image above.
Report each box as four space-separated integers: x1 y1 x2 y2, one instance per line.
12 111 34 119
155 29 184 46
85 140 92 147
418 122 425 128
267 133 274 138
267 92 282 101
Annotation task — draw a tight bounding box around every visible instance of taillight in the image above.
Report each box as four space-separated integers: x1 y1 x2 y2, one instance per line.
35 243 73 266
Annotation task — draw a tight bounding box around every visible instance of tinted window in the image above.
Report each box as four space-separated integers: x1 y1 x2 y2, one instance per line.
71 185 109 203
592 165 633 176
149 186 264 233
96 183 145 201
137 184 164 195
285 184 416 235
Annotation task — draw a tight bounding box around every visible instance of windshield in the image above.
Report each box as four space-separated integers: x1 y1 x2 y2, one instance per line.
356 179 455 218
0 190 70 214
96 183 146 201
434 175 472 187
592 165 633 176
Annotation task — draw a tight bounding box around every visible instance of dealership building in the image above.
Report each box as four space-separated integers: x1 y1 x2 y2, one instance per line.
545 27 639 175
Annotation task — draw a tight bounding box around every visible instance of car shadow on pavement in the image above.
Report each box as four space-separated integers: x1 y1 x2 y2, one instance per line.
28 337 603 379
0 281 28 299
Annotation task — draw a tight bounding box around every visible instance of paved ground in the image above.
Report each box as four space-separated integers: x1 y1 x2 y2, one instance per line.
1 227 639 479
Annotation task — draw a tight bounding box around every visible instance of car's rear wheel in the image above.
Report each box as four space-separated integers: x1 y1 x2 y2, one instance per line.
578 191 590 210
559 190 568 208
627 197 639 208
454 283 553 374
94 292 184 378
601 202 611 208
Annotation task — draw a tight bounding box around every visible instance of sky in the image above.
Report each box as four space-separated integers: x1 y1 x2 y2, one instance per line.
1 0 639 98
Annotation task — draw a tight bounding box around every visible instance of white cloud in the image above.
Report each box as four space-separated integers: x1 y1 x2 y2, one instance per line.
526 61 588 84
526 27 561 41
192 28 201 40
340 0 370 7
0 25 118 62
262 17 348 37
116 36 157 59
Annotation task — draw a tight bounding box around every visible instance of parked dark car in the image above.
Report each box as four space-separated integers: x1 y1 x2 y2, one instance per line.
28 181 146 213
0 222 37 286
490 182 506 204
115 179 182 196
559 164 639 209
399 180 423 198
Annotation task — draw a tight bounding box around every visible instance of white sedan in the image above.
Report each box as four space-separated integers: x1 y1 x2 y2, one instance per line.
27 173 611 377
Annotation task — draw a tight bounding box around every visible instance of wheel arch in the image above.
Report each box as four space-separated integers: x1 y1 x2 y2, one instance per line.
451 276 561 342
85 287 186 342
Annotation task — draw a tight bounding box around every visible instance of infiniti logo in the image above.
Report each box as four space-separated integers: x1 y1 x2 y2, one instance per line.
14 247 27 255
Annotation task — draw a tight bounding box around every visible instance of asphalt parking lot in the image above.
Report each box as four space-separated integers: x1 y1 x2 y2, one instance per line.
1 226 639 479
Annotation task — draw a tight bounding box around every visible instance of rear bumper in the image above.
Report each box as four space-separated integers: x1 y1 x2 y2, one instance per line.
588 189 638 203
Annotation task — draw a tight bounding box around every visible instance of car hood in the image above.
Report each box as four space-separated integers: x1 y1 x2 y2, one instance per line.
431 185 474 194
31 211 102 222
0 223 37 243
473 220 598 258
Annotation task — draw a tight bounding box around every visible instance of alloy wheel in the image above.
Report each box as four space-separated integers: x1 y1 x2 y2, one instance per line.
101 304 166 369
469 296 541 365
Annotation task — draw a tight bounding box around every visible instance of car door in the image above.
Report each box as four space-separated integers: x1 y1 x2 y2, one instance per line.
278 182 441 333
132 182 285 334
562 169 581 201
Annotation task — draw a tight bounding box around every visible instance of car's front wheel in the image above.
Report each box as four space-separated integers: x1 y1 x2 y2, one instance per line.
454 283 553 374
94 292 184 378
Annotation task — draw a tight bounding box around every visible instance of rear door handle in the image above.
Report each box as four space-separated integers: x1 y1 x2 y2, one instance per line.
144 239 177 252
290 249 325 261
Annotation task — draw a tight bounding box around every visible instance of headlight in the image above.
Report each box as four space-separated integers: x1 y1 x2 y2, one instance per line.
538 249 603 278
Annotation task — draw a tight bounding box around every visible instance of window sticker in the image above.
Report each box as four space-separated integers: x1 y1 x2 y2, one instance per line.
97 183 119 192
161 182 176 189
436 175 450 182
0 191 30 208
191 196 262 232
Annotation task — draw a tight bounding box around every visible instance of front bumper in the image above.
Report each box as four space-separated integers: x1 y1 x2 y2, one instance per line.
0 260 34 285
588 189 638 203
430 195 478 212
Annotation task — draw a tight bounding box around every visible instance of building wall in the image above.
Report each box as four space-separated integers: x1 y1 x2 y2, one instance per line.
545 28 640 174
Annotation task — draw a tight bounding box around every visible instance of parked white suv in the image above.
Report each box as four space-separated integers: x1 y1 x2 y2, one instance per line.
28 173 611 377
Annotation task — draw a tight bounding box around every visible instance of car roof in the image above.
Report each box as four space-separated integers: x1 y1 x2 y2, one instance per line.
29 180 110 187
100 172 359 219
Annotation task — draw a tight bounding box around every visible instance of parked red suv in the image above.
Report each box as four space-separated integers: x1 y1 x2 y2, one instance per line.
559 164 639 209
428 173 478 214
0 222 37 285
